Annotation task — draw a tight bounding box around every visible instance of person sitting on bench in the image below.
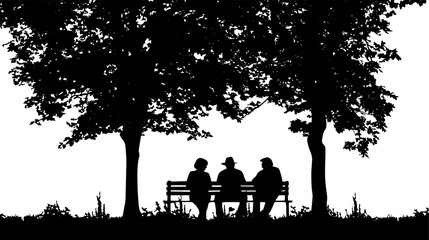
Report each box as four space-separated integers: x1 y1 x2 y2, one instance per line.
215 157 247 218
187 158 212 220
252 157 283 218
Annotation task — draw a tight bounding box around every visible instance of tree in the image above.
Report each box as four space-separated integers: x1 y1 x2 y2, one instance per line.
254 0 426 216
0 1 266 220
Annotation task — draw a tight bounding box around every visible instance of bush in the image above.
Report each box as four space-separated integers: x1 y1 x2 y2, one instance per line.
39 201 74 222
345 193 370 219
290 205 311 218
84 192 110 220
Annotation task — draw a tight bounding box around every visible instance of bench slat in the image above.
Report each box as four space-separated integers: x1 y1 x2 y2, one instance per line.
167 182 287 186
167 190 288 195
167 187 288 191
168 199 293 203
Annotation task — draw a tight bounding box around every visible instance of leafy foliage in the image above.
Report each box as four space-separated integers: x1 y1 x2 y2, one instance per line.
252 0 426 157
42 201 72 220
1 1 425 156
412 207 429 219
290 205 311 218
0 1 265 147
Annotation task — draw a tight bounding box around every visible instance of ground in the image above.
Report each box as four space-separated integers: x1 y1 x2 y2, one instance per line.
0 214 427 239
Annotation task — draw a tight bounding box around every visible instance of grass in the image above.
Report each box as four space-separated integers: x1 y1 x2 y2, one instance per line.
0 193 427 239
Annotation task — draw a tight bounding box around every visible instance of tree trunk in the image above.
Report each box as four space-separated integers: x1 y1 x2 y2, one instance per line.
300 1 330 218
121 125 143 221
308 106 328 217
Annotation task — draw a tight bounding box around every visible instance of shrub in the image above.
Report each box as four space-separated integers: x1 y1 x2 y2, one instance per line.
345 193 370 219
413 208 429 218
40 201 73 221
290 205 311 218
84 192 110 220
0 214 22 224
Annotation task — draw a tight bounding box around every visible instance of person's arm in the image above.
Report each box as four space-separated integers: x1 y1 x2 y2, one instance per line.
217 171 223 183
187 172 194 188
275 168 283 192
240 171 246 183
252 172 259 183
276 168 283 182
206 173 212 189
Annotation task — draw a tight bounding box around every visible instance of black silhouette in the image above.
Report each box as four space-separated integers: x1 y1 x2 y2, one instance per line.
0 2 265 220
0 0 424 219
215 157 247 218
252 157 283 218
186 158 212 220
245 1 423 216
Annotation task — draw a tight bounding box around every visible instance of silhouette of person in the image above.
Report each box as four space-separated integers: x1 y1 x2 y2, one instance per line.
187 158 212 220
215 157 247 218
252 157 283 218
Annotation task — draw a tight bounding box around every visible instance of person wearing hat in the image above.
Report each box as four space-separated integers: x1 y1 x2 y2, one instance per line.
215 157 247 218
187 158 212 220
252 157 283 218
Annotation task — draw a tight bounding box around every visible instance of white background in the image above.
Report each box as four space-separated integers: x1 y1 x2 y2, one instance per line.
0 4 428 218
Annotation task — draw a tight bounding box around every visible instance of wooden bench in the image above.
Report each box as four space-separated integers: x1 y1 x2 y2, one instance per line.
165 181 292 217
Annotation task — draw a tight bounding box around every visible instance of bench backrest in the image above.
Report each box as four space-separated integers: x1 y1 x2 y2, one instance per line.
166 181 289 196
165 180 291 217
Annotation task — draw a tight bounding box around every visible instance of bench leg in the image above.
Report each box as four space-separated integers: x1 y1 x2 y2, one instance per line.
166 198 171 214
286 201 290 217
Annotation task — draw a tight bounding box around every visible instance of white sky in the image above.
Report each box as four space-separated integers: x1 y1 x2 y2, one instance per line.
0 4 428 218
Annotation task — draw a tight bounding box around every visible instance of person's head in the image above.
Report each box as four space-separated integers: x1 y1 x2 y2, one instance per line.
194 158 208 171
260 157 273 169
222 157 236 169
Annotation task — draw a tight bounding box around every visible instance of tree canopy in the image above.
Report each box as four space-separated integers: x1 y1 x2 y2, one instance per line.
251 0 425 158
2 0 421 155
0 1 267 147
